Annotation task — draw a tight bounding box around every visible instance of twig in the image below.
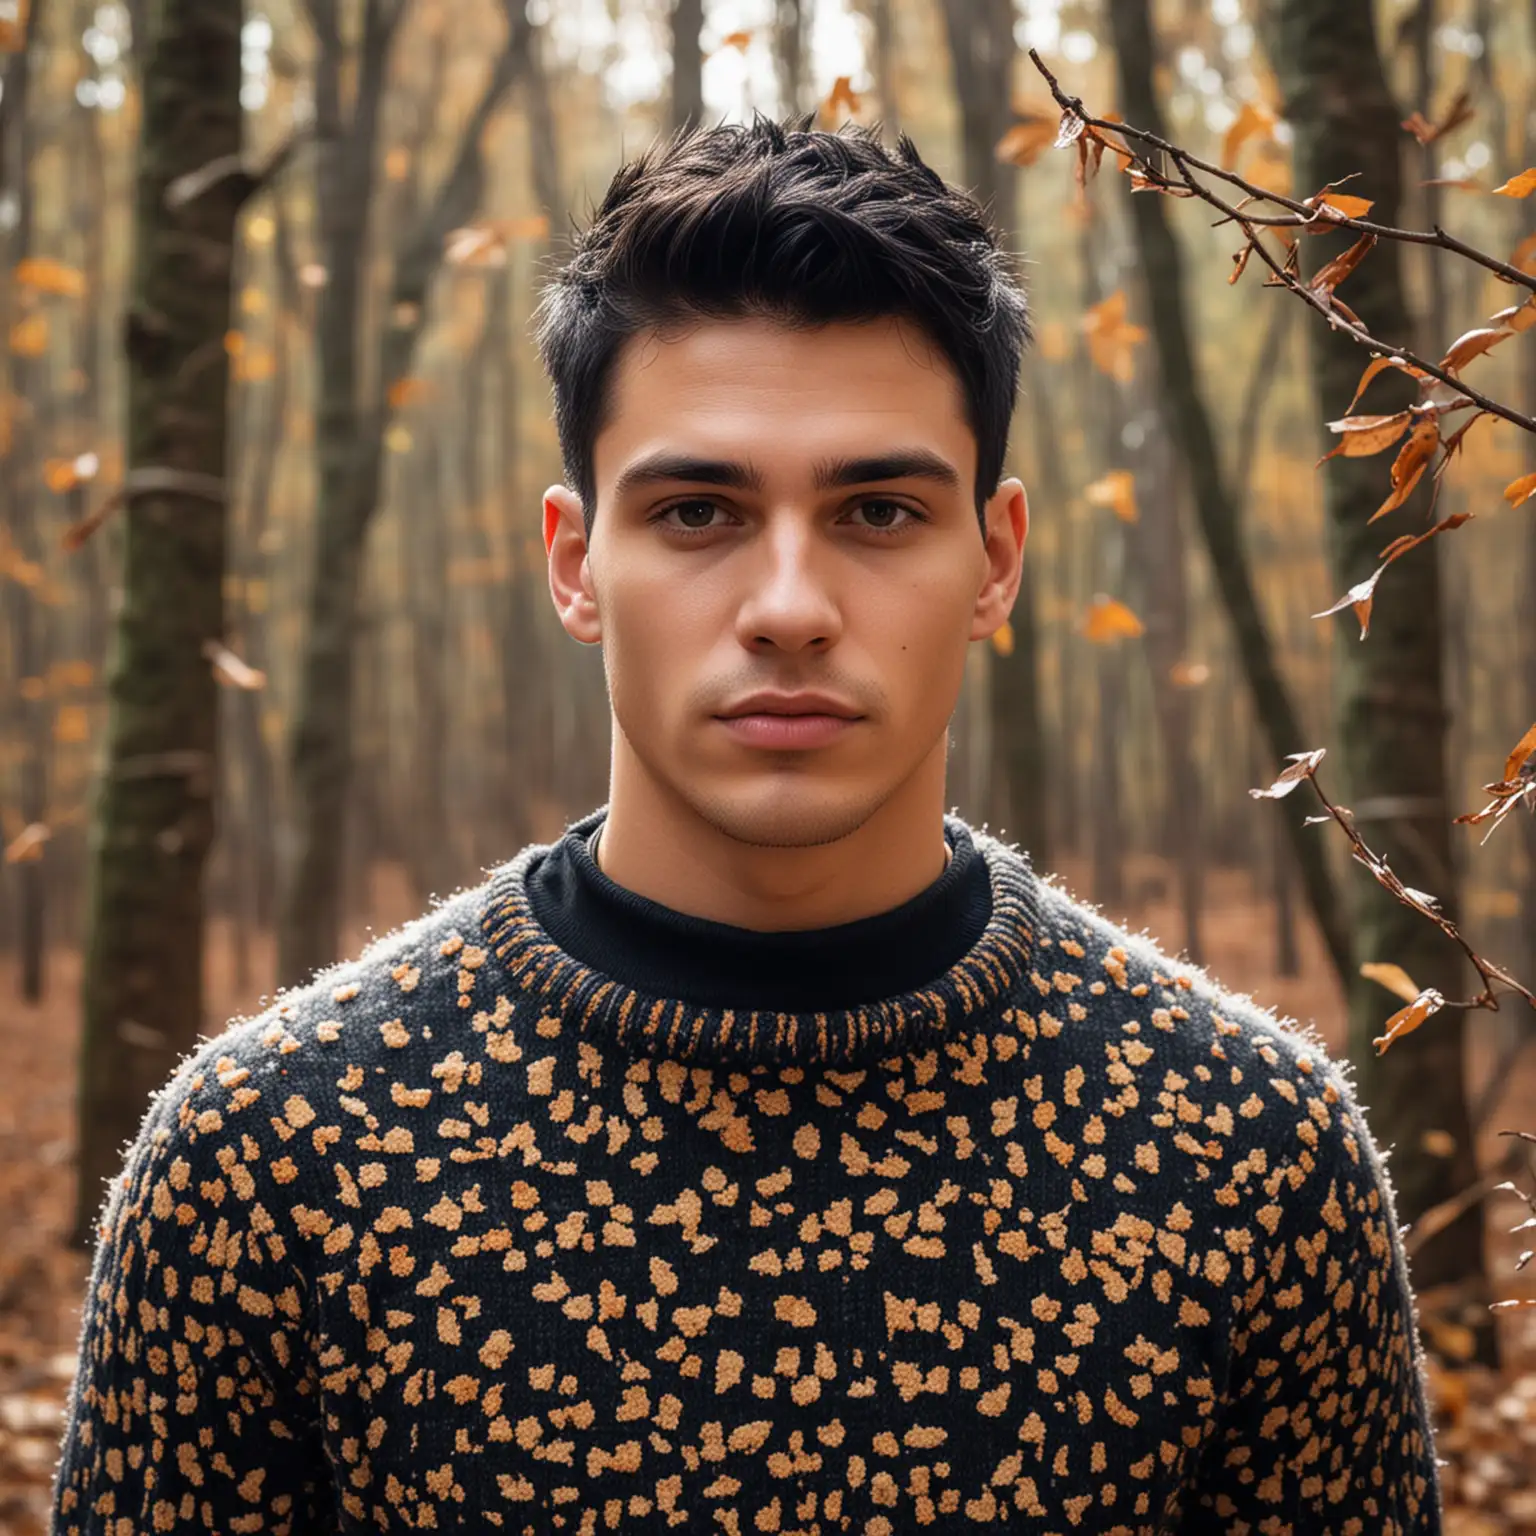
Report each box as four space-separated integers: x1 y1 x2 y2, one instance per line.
1027 50 1536 438
60 467 227 551
1027 50 1536 296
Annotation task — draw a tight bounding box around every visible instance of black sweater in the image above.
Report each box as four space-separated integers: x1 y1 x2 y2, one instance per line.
53 811 1440 1533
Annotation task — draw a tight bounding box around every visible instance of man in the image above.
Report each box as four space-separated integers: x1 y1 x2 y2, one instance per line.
55 118 1439 1533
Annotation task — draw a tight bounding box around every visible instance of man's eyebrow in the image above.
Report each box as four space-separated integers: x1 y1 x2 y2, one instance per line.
611 448 962 500
611 453 766 499
811 450 962 491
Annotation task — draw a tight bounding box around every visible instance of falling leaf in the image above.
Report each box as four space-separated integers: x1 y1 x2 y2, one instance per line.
1084 469 1138 523
1249 749 1327 799
1368 417 1440 521
444 217 550 267
53 704 90 744
1401 88 1473 146
995 116 1058 169
1168 660 1210 688
1081 290 1147 383
1419 1128 1456 1157
1492 168 1536 197
14 257 87 297
716 29 752 52
1504 722 1536 783
1322 410 1413 458
1438 324 1513 373
1372 987 1445 1054
1504 472 1536 507
822 76 860 122
1360 961 1422 1005
9 312 49 357
1309 233 1377 296
202 640 266 691
1222 100 1277 169
1245 148 1293 197
3 823 51 864
387 376 433 410
1081 596 1144 644
990 621 1015 657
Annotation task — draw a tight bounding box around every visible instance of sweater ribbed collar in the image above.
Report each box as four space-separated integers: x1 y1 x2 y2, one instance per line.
480 808 1039 1067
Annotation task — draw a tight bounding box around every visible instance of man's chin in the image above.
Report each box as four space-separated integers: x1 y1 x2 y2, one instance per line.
683 782 891 852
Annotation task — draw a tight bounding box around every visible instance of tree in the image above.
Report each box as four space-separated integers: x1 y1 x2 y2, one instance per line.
277 0 528 985
1105 0 1351 990
671 0 705 133
939 0 1051 869
71 0 243 1245
1268 0 1489 1341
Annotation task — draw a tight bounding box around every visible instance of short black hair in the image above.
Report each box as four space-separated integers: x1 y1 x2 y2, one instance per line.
534 114 1030 534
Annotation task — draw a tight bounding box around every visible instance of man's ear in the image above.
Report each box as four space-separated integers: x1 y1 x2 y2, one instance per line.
544 485 602 645
969 477 1028 642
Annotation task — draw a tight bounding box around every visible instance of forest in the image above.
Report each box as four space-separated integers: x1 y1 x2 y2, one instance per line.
2 0 1536 1528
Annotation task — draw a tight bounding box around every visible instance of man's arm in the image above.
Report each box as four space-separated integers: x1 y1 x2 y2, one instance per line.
53 1048 331 1535
1180 1058 1442 1534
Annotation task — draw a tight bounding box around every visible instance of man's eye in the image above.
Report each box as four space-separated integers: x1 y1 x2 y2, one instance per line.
847 500 919 532
659 500 726 531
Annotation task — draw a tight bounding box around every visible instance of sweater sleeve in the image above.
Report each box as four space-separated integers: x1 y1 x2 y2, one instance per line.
1179 1060 1442 1535
52 1051 332 1536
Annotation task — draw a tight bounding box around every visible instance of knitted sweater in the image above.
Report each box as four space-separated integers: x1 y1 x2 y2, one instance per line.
53 811 1440 1534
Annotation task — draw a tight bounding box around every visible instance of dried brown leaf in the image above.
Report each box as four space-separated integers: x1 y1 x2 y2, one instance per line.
1372 987 1445 1054
1503 722 1536 783
1249 748 1327 799
1368 417 1439 522
1360 961 1422 1005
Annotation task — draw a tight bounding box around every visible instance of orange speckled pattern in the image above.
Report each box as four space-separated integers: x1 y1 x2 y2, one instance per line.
52 825 1439 1533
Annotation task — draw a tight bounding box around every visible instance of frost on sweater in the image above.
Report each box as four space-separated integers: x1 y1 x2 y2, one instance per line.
53 819 1439 1534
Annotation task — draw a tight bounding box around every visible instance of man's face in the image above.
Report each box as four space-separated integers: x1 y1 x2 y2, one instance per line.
545 315 1026 850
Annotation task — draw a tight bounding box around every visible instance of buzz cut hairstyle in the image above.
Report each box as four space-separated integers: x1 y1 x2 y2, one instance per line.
533 113 1032 535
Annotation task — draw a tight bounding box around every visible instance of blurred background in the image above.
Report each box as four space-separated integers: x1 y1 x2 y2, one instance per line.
2 0 1536 1528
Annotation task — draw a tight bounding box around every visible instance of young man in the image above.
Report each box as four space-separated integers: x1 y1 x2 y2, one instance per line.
55 119 1439 1534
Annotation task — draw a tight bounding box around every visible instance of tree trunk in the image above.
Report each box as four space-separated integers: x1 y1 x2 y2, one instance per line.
71 0 242 1245
1107 0 1352 993
939 0 1050 868
774 0 807 118
671 0 705 132
1270 0 1490 1348
278 2 525 985
867 0 899 139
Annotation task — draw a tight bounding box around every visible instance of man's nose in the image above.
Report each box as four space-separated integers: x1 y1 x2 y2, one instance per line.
733 517 844 655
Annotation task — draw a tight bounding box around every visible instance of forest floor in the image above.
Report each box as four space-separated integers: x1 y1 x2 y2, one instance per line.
2 856 1534 1533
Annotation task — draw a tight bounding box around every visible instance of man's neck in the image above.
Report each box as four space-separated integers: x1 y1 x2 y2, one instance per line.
595 737 952 932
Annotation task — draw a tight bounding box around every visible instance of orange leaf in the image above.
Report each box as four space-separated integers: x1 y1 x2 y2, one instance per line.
14 257 87 298
53 703 90 744
1323 410 1413 458
9 313 48 357
822 76 860 121
1360 961 1422 1005
1221 100 1277 170
990 621 1015 657
1309 232 1377 296
3 823 50 864
1512 231 1536 273
1307 192 1374 221
995 117 1057 169
387 375 433 410
1245 148 1292 197
1492 168 1536 197
1368 417 1439 521
1503 471 1536 507
717 29 752 52
1084 469 1138 523
1081 290 1147 383
1491 296 1536 333
1401 88 1473 146
1081 596 1144 644
1439 325 1512 373
1372 988 1445 1054
1503 722 1536 783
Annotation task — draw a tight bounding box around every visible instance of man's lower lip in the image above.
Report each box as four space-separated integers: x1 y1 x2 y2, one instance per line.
715 714 860 748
